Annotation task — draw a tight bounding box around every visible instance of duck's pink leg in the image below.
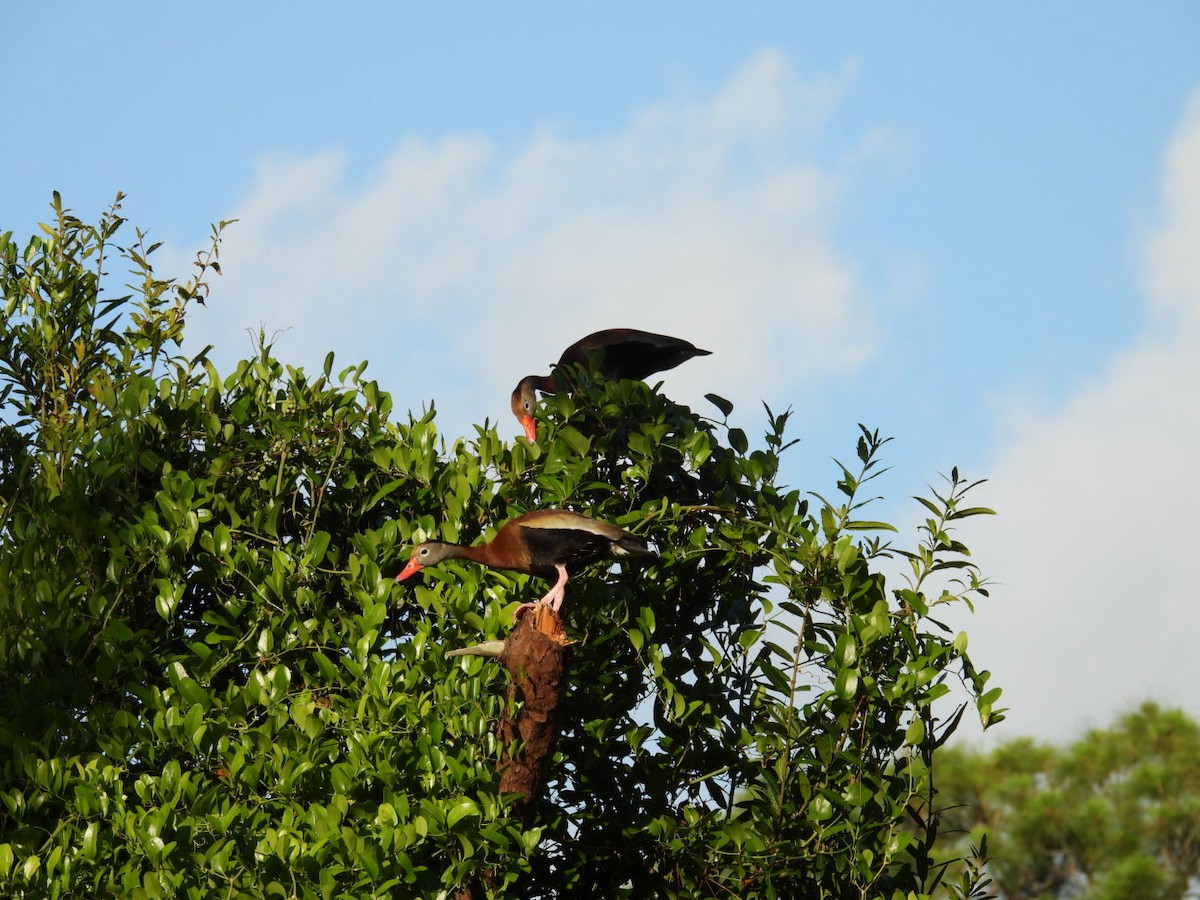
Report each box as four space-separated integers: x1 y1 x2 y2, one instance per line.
538 564 569 611
514 564 570 618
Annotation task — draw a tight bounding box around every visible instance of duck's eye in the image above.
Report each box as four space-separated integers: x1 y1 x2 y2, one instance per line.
524 400 533 413
419 547 430 558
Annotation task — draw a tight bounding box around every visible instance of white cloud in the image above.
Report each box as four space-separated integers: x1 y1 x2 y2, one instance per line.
958 88 1200 744
1145 92 1200 329
184 49 873 437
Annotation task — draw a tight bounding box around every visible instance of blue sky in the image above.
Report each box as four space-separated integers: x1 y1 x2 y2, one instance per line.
5 2 1199 743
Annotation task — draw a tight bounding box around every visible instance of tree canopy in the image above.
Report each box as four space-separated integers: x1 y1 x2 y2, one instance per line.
935 702 1200 900
1 195 1000 898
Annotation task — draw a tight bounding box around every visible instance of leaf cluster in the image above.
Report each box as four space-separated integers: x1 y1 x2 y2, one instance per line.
1 200 1000 899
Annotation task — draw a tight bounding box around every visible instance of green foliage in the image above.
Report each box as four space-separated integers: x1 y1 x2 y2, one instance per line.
935 702 1200 899
1 198 1000 898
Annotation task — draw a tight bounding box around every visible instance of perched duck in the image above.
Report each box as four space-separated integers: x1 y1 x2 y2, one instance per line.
510 328 711 441
395 509 657 611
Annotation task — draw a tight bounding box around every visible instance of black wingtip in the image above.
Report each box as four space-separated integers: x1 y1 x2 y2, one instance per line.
614 537 658 559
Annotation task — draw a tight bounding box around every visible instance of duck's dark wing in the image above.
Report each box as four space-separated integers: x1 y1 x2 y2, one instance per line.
517 522 616 577
561 329 711 381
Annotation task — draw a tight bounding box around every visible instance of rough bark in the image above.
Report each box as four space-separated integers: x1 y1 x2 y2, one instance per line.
454 605 572 900
495 604 572 818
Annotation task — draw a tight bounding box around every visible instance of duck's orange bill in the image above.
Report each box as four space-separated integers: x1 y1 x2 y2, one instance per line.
395 558 423 582
520 415 537 442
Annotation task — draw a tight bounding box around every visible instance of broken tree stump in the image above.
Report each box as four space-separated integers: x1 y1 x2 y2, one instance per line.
494 604 572 819
450 604 573 899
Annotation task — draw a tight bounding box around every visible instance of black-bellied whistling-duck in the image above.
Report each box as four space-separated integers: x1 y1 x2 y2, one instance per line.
511 328 711 441
395 509 656 611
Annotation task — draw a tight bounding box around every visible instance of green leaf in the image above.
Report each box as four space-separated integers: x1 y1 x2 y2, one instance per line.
306 530 331 565
365 477 408 510
808 795 834 823
629 628 644 652
705 393 734 417
835 667 859 699
446 797 481 828
834 633 858 667
905 717 926 745
213 523 232 557
950 505 997 519
844 520 899 533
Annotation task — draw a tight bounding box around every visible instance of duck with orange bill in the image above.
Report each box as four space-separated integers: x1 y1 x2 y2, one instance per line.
396 509 657 613
510 328 711 441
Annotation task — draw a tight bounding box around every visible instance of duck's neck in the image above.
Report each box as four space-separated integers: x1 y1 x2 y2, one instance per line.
519 373 557 395
455 541 500 568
